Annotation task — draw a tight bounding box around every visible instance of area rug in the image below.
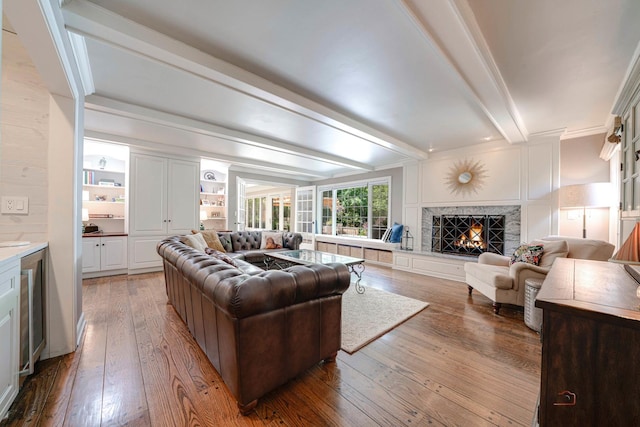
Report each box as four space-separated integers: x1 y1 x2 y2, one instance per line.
341 286 429 354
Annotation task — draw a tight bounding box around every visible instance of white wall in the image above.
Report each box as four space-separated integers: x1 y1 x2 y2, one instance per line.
0 29 49 242
559 133 612 242
411 136 561 252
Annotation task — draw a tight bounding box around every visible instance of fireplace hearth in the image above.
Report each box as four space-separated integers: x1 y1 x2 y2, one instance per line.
432 214 505 256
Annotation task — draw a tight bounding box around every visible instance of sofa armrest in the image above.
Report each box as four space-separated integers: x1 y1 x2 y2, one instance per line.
478 252 510 267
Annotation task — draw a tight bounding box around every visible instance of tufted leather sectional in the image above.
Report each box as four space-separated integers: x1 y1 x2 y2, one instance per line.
156 235 351 415
216 231 303 266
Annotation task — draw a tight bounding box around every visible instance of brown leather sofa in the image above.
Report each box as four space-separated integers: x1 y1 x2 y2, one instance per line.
216 231 303 266
157 236 351 414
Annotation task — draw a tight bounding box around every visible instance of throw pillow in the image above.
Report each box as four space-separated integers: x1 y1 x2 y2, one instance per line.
389 222 404 243
205 248 238 267
260 231 283 249
533 239 569 268
510 244 544 266
180 233 208 252
191 229 226 253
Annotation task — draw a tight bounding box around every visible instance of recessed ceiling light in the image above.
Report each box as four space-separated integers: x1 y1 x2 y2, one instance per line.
428 147 434 153
482 136 492 141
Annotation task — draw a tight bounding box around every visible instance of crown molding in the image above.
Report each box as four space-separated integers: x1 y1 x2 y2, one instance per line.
560 126 608 141
612 40 640 115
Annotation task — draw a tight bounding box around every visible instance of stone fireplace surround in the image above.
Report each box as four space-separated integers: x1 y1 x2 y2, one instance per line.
422 205 521 257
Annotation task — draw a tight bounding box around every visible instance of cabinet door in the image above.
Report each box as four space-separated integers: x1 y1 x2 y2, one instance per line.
129 236 164 271
101 236 128 271
130 154 167 235
0 261 20 419
540 310 595 425
82 238 101 273
167 159 199 234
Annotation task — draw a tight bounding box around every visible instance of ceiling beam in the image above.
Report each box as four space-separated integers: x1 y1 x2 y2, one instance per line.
399 0 529 144
85 130 329 180
62 0 428 160
85 95 373 171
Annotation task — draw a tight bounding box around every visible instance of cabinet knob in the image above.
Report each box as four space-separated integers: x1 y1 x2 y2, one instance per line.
95 244 99 247
168 219 172 222
163 220 167 222
553 390 576 406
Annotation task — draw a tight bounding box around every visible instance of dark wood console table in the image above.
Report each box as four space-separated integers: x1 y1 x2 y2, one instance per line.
535 258 640 426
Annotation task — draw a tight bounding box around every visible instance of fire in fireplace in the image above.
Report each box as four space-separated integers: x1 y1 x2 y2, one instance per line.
432 214 505 256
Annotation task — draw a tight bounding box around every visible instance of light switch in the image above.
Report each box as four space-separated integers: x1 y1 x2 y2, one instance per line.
1 196 29 214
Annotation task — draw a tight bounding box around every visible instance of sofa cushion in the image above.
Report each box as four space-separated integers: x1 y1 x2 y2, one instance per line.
464 263 513 290
180 233 208 252
260 231 283 249
533 239 569 268
193 230 226 252
510 244 544 266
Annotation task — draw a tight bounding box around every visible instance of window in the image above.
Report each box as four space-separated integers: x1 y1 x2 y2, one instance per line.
319 178 390 239
245 197 266 229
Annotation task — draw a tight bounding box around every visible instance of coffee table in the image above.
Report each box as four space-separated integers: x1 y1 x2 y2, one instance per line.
266 249 366 294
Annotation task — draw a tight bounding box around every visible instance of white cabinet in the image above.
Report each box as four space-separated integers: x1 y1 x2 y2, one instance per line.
129 153 199 236
82 236 128 275
0 259 20 419
129 153 199 272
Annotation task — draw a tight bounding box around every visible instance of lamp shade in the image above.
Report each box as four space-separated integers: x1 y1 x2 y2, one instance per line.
612 222 640 264
559 182 613 208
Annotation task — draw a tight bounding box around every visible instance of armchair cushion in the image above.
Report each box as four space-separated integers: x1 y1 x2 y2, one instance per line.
465 264 513 290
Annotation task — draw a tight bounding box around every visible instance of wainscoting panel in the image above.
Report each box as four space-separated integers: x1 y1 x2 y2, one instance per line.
527 144 554 201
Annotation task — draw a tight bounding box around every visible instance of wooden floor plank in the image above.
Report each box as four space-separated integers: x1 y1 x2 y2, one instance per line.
3 264 541 426
62 278 111 427
100 276 150 426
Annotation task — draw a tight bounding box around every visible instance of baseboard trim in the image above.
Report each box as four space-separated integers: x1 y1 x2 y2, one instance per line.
76 311 86 349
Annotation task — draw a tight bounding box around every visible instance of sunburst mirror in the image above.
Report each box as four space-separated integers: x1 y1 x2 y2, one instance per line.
445 158 488 197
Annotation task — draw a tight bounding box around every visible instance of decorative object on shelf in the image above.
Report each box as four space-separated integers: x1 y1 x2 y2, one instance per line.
98 157 107 169
445 158 488 197
82 208 89 233
401 227 413 251
202 199 210 206
202 170 216 181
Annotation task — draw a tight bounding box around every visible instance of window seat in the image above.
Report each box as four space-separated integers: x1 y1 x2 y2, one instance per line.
314 234 399 266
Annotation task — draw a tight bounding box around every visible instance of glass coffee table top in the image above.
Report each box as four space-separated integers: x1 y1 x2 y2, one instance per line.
267 249 366 293
269 249 364 266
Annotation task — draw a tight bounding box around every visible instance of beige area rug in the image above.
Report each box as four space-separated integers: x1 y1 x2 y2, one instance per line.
341 286 429 354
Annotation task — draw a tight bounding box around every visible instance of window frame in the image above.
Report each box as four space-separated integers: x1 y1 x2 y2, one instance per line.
317 176 391 240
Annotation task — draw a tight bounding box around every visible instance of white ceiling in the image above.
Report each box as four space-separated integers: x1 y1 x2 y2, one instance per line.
23 0 640 180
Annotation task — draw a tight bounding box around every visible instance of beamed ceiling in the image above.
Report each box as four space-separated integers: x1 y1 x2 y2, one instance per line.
9 0 640 180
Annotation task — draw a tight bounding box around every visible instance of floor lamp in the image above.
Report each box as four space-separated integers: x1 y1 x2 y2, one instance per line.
559 183 612 239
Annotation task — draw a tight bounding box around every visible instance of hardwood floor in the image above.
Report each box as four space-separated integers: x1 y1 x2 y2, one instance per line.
2 265 541 426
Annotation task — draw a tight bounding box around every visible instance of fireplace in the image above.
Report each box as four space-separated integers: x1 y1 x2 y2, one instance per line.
432 214 505 256
422 205 521 257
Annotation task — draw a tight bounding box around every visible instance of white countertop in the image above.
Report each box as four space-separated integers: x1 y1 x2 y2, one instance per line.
0 242 48 265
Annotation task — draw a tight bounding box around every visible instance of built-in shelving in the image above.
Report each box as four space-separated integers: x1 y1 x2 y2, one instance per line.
200 161 229 230
82 141 129 233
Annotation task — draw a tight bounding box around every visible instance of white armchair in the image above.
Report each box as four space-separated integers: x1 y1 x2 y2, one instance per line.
464 236 615 314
